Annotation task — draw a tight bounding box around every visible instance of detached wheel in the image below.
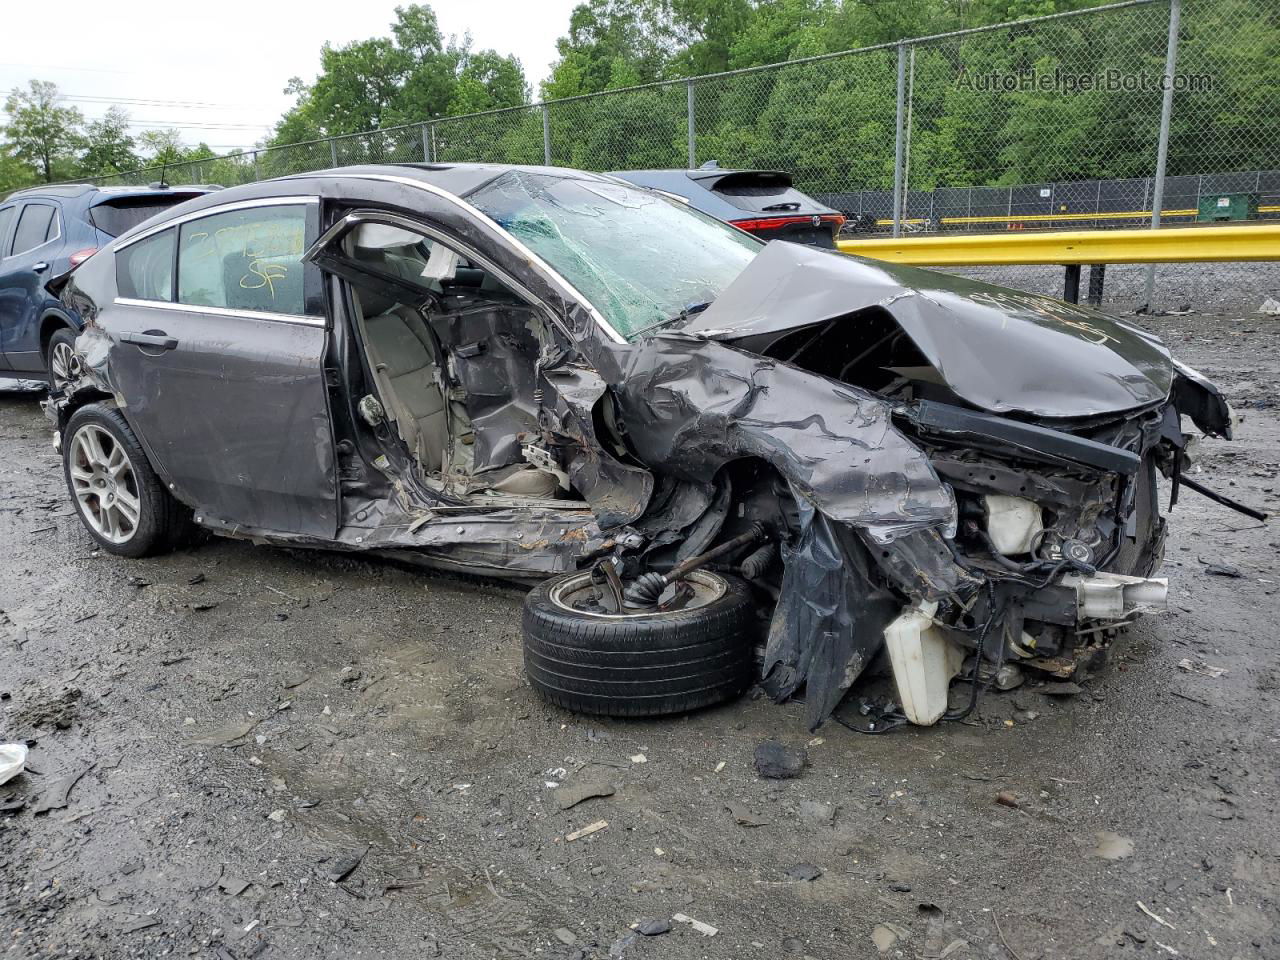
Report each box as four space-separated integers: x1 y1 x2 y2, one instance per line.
523 569 758 718
63 403 193 557
47 327 78 392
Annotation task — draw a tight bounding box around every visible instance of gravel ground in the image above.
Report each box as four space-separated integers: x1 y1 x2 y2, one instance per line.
2 312 1278 960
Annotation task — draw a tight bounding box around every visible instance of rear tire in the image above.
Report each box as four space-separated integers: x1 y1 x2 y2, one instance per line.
63 403 194 557
46 327 78 392
522 569 758 718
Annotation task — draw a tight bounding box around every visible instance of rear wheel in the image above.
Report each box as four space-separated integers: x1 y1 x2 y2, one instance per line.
522 569 758 718
46 327 78 392
63 404 193 557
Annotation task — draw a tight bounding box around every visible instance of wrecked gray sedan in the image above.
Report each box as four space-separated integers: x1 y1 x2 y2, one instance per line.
45 163 1237 730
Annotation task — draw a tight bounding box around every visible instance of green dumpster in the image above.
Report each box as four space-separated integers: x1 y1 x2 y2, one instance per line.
1196 192 1258 222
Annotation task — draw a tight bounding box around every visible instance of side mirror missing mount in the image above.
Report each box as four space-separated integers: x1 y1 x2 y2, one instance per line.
357 394 386 427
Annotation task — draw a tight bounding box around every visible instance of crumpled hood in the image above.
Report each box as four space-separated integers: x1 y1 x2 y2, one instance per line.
682 241 1174 419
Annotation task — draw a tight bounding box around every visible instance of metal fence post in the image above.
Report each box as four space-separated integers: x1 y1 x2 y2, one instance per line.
422 124 431 163
330 139 338 166
1143 0 1182 310
687 80 697 169
892 43 907 238
542 105 552 166
252 151 261 181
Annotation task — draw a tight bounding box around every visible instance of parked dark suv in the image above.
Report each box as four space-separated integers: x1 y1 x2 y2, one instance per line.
0 183 217 388
612 162 845 247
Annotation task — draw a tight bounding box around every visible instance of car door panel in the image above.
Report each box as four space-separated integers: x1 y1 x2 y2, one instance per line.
107 303 338 537
101 199 338 538
0 201 62 371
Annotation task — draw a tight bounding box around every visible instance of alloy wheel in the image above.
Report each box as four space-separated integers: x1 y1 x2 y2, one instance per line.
69 424 141 544
49 340 76 391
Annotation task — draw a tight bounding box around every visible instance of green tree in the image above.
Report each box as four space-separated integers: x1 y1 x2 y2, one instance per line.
0 141 38 193
269 3 530 150
80 106 139 176
137 128 188 167
3 80 84 182
542 0 679 98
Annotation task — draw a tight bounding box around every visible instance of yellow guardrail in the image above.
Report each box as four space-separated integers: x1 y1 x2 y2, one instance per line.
836 223 1280 266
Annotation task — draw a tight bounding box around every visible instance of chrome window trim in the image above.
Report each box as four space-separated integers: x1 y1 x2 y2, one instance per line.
115 195 320 251
315 172 626 344
4 201 61 261
113 297 325 328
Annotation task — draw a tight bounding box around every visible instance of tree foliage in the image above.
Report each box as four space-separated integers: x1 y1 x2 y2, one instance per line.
269 3 530 147
3 80 84 182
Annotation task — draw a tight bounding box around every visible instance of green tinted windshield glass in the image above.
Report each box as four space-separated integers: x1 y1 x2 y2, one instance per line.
469 171 761 340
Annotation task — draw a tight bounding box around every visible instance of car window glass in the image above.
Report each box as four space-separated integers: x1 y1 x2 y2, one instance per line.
0 207 15 251
177 205 309 315
89 194 204 238
470 172 761 340
10 203 56 257
116 229 175 302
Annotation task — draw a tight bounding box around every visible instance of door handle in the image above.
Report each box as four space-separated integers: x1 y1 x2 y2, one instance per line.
32 261 49 274
120 331 179 351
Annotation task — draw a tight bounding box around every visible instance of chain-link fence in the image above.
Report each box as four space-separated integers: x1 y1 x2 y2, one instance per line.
29 0 1280 306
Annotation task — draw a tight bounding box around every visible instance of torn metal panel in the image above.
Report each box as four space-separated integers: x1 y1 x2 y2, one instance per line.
683 241 1175 419
606 334 955 535
544 366 654 529
761 497 899 730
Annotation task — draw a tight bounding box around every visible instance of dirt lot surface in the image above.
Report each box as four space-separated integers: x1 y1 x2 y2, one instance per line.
2 312 1278 960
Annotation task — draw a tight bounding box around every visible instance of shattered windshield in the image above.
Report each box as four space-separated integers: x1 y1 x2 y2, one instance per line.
469 171 761 340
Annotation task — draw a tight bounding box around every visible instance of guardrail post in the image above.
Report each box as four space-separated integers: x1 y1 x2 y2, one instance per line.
892 44 907 238
542 105 552 166
1063 264 1081 304
1143 0 1182 310
687 81 696 169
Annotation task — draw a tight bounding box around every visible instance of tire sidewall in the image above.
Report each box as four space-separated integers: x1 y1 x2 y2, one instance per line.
522 570 758 717
63 404 165 558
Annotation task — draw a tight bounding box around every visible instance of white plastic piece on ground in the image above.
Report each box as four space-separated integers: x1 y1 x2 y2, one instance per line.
884 601 965 726
984 494 1044 555
1062 572 1169 620
0 743 28 785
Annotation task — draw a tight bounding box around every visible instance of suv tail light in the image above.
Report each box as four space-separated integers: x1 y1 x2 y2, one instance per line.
731 214 846 233
69 247 98 267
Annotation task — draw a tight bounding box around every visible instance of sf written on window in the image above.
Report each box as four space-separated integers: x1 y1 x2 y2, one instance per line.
176 205 318 317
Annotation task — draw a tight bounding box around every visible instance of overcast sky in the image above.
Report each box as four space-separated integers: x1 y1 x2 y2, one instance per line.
1 0 580 155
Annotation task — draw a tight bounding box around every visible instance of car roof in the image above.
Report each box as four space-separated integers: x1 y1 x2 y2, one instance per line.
107 163 620 243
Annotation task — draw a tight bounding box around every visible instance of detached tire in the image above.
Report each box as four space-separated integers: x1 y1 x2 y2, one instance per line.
63 403 194 558
523 569 757 718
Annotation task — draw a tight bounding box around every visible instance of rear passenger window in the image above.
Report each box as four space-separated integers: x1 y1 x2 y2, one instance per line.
10 203 57 256
177 205 310 316
116 229 175 302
